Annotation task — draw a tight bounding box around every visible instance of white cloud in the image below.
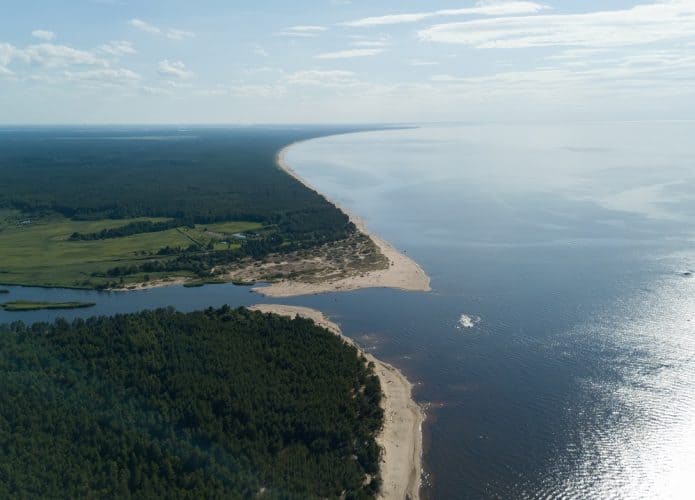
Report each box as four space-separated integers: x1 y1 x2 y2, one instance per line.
315 48 385 59
193 84 287 98
1 40 147 89
0 43 17 66
31 30 55 41
23 44 106 67
418 0 695 48
276 25 328 37
99 40 136 56
243 66 283 76
343 1 546 27
352 40 389 47
430 74 463 82
0 39 141 90
194 87 228 97
253 45 269 57
228 84 287 98
157 59 194 79
128 18 161 35
547 48 611 61
286 69 358 87
64 67 141 86
409 59 439 66
424 48 695 98
167 29 195 40
128 19 194 40
141 86 174 96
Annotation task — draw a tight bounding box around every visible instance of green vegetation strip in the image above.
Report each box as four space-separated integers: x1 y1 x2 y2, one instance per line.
0 307 383 498
1 301 96 311
0 215 261 289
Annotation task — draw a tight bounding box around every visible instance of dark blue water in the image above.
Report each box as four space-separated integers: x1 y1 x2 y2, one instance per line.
3 123 695 498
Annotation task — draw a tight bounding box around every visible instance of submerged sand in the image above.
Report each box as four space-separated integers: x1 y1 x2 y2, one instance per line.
248 304 423 500
252 146 431 298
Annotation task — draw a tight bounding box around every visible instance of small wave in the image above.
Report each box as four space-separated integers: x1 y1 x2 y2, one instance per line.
457 314 481 329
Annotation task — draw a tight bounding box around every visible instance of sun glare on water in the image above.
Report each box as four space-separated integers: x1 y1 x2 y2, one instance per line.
554 268 695 499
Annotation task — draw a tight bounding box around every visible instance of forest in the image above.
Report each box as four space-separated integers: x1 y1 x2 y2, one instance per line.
0 127 358 227
0 307 384 498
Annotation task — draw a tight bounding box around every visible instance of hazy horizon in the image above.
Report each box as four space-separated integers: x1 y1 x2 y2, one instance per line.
2 0 695 124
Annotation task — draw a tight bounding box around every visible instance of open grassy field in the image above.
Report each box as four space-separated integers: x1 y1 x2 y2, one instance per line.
0 214 262 288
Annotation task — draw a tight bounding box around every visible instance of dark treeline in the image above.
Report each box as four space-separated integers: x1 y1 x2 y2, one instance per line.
70 218 193 241
0 307 384 498
0 127 367 241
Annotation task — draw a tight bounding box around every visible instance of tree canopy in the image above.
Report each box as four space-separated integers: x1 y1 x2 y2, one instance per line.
0 307 384 498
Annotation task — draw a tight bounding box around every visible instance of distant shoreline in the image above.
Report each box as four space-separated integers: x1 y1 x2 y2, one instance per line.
248 304 423 500
251 142 431 297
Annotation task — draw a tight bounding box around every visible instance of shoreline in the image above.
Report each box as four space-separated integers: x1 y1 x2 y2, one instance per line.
248 304 423 500
251 144 431 298
103 137 430 295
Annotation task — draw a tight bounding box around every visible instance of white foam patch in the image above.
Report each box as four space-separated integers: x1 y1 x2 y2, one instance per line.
457 314 481 329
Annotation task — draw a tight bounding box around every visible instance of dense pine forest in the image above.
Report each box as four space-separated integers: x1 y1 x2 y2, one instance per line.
0 127 357 226
0 307 384 498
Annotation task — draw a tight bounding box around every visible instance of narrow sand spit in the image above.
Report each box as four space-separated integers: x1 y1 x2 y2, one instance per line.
248 304 424 500
252 146 431 298
108 277 188 292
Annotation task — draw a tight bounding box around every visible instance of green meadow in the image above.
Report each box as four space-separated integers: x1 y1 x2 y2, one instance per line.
0 215 261 288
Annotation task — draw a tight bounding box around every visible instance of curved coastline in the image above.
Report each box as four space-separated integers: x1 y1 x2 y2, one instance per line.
108 135 431 295
248 304 424 500
251 142 431 298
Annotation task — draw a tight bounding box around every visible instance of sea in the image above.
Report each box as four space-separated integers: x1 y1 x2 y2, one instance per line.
2 122 694 499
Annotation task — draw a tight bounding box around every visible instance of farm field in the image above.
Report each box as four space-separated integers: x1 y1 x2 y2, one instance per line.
0 213 261 288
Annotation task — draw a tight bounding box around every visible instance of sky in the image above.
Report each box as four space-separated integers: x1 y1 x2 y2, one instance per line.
1 0 695 124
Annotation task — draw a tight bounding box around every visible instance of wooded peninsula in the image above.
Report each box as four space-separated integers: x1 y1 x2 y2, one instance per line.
0 307 384 498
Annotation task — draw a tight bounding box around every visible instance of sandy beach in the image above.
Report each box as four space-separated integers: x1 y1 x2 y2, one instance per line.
248 304 424 500
252 145 431 298
108 277 188 292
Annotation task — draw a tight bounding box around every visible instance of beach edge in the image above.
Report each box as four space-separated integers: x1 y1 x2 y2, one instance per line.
251 143 431 298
